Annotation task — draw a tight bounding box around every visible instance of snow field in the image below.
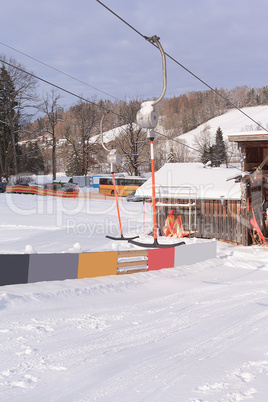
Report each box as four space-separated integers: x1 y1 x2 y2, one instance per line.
0 192 151 254
1 191 268 400
1 248 268 401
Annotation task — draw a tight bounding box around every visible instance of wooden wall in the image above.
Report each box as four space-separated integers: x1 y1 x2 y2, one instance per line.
158 198 250 246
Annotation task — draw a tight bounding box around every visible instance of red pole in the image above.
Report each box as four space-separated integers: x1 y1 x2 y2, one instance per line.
112 173 123 237
150 140 158 240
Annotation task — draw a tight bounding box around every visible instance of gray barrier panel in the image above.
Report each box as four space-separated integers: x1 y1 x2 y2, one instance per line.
28 254 79 283
0 255 30 286
174 241 217 267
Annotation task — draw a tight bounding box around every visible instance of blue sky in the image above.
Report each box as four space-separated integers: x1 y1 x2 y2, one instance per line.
0 0 268 108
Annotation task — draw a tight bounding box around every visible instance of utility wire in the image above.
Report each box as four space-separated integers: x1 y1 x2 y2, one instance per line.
96 0 145 41
0 41 120 101
96 0 268 134
0 11 262 162
0 57 241 171
0 3 263 171
95 0 244 171
0 58 123 119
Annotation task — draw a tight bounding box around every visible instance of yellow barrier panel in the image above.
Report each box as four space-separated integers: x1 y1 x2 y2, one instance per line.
78 251 118 279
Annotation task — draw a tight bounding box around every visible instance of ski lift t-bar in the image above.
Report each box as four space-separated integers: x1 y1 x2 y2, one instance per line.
100 111 121 173
100 112 138 241
130 36 185 248
136 35 167 140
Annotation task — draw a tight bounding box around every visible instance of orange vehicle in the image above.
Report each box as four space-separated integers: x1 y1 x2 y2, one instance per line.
99 176 146 196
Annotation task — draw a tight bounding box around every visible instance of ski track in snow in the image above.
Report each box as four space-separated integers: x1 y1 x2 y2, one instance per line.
1 193 268 400
1 256 268 401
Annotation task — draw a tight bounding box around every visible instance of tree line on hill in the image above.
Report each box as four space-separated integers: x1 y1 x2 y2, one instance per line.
1 55 267 181
159 85 268 135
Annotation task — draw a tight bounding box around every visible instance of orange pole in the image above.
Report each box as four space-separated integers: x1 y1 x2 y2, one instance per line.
112 173 123 237
150 140 158 240
143 200 145 233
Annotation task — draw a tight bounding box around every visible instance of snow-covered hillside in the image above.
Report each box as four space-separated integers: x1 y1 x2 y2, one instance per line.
178 105 268 146
89 124 140 146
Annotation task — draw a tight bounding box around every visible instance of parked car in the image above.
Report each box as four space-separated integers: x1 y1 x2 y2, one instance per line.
0 182 7 193
59 183 79 195
53 181 67 188
59 183 79 194
43 183 62 191
126 191 150 202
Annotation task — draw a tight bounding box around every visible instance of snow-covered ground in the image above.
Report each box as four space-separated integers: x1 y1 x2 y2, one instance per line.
0 191 151 254
1 191 268 400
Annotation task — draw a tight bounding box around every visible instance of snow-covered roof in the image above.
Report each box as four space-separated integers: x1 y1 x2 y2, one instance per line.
228 131 268 142
135 163 241 200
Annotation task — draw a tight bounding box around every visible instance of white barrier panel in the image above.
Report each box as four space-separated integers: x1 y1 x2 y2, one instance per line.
174 241 217 267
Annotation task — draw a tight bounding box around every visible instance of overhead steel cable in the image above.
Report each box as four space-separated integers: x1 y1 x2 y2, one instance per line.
96 0 268 134
0 3 264 174
0 57 242 172
96 0 146 41
0 58 123 120
0 41 120 101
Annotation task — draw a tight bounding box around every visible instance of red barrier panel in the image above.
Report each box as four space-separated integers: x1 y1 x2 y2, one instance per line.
148 248 175 271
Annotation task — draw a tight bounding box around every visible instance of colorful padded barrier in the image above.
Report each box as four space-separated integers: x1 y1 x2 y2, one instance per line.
174 241 217 267
78 251 118 279
0 254 30 286
28 254 79 283
148 248 175 271
0 241 217 286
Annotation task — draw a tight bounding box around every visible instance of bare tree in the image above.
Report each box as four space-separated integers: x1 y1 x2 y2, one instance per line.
226 141 241 166
193 125 213 162
113 100 150 175
172 138 190 163
38 89 63 180
64 99 101 176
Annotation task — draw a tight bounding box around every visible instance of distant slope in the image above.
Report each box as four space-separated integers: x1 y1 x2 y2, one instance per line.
89 123 140 145
177 105 268 146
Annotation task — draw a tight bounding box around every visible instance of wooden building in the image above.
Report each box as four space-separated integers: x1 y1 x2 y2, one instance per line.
228 131 268 172
135 163 246 245
135 156 268 246
228 131 268 245
156 191 245 245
